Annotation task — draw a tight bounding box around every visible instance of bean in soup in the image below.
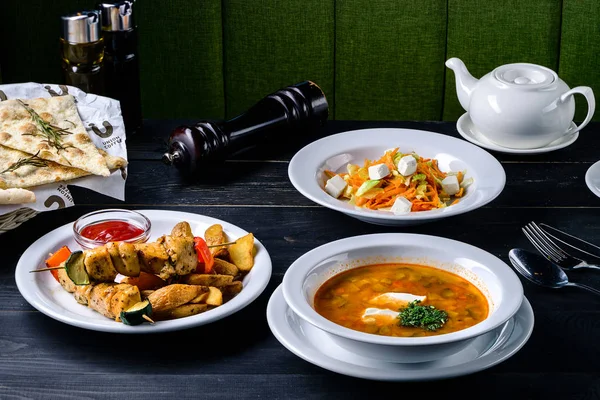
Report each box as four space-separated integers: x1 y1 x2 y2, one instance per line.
314 263 489 337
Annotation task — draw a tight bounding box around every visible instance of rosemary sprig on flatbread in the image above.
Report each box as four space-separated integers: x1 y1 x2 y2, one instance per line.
18 100 75 153
0 150 48 174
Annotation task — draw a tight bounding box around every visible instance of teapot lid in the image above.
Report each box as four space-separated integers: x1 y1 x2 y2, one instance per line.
493 63 557 88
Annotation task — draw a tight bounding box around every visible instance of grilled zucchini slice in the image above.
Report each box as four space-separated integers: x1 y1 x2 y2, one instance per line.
65 251 89 285
120 300 153 326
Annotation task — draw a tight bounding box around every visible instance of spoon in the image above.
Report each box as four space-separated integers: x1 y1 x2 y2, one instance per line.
508 248 600 296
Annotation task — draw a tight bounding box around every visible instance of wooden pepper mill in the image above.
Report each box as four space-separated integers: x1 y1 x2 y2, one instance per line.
162 81 329 174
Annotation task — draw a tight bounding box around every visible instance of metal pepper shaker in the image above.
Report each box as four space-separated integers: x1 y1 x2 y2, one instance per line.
99 1 143 135
60 11 105 95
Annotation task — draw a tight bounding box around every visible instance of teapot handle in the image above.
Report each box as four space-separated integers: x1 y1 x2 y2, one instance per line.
560 86 596 135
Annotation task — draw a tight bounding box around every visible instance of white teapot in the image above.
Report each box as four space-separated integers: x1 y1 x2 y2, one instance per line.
446 57 595 149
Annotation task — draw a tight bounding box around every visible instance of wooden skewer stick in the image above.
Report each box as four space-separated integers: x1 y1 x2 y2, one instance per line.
30 266 65 273
142 315 155 324
207 240 237 248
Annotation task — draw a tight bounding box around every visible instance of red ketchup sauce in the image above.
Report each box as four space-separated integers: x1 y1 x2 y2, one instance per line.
80 220 145 242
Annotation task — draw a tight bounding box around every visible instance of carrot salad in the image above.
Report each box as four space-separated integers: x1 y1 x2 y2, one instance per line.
324 148 473 212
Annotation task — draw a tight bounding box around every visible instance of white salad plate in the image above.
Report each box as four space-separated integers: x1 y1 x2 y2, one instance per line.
267 285 534 381
288 128 505 226
457 113 579 154
585 160 600 198
14 209 272 333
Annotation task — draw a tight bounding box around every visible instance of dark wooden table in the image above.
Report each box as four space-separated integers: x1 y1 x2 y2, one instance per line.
2 120 600 399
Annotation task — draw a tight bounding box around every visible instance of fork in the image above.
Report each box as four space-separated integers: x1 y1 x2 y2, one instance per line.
522 221 600 271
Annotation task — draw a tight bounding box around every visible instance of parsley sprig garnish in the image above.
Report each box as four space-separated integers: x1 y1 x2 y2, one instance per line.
397 300 448 331
18 100 75 153
0 150 48 174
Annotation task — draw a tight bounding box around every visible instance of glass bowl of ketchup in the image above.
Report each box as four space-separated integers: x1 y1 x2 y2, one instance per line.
73 209 151 250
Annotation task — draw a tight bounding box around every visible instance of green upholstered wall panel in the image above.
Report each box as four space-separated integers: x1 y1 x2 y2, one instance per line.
136 0 224 119
0 0 95 85
336 0 446 121
1 1 596 122
559 0 600 122
222 0 334 119
443 0 562 121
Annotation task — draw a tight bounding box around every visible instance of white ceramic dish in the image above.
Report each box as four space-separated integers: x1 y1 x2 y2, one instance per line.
282 233 524 363
288 128 505 226
446 57 594 149
457 113 578 154
585 160 600 198
15 209 272 333
268 285 534 381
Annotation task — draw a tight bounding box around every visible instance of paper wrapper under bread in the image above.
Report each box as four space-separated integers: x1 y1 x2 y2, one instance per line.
0 82 127 215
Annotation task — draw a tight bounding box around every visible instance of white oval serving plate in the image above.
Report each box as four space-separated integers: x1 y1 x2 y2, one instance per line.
268 284 534 381
15 209 272 333
288 128 506 226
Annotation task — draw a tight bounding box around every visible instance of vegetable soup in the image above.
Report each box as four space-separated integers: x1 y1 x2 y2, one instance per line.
314 263 489 337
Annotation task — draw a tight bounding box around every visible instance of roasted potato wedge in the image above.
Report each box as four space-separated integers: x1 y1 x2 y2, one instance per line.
228 233 255 271
189 289 210 304
206 286 223 306
180 273 234 287
212 258 239 277
147 284 208 313
205 224 228 257
155 303 208 321
171 221 193 239
221 281 243 297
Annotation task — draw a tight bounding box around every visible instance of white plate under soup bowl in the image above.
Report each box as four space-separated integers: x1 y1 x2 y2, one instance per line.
282 233 524 363
288 128 506 226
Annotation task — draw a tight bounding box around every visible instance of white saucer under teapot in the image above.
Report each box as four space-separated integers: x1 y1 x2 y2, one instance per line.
446 57 595 149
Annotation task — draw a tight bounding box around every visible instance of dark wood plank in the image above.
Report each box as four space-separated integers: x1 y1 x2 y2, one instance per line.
65 159 600 208
1 372 599 400
130 119 600 163
0 291 598 374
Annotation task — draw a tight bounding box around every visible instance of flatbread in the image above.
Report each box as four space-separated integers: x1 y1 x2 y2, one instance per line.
0 145 127 189
0 96 110 176
0 188 35 204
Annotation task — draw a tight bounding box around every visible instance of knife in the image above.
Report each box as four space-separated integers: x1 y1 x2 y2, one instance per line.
540 223 600 263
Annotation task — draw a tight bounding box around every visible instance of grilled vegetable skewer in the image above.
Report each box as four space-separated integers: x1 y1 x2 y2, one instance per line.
31 235 237 281
32 222 203 283
57 267 143 322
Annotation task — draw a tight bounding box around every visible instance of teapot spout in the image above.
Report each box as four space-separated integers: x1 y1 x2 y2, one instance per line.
445 58 478 112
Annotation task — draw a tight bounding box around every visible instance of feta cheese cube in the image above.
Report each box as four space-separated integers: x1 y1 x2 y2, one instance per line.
368 163 390 180
391 197 412 214
441 175 460 195
325 175 347 198
397 155 417 176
